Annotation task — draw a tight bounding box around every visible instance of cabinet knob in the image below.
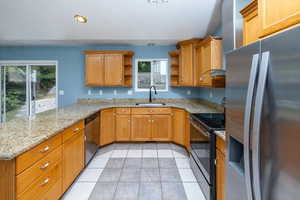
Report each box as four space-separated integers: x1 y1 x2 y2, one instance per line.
148 120 151 123
152 120 154 123
128 120 131 123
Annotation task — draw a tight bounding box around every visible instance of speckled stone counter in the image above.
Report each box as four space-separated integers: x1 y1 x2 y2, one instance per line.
0 98 223 160
215 130 226 141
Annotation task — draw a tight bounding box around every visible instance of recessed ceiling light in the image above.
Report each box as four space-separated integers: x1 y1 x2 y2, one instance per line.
148 0 168 4
74 14 88 23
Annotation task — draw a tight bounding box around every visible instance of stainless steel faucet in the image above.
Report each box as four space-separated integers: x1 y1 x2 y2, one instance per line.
149 86 157 103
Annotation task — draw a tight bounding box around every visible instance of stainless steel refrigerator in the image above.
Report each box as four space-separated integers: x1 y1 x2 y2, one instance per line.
226 26 300 200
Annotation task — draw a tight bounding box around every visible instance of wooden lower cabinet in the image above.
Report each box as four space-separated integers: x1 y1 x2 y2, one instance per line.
131 115 152 141
172 109 186 146
18 163 62 200
151 115 172 141
216 137 226 200
216 149 225 200
116 115 131 141
62 131 84 192
100 109 115 146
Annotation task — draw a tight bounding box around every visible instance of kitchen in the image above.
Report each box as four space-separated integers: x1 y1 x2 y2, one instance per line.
0 0 299 200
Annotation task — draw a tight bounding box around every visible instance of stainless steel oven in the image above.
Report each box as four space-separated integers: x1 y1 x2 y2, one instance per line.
189 113 225 200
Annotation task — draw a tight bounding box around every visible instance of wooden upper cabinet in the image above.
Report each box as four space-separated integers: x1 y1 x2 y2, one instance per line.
104 54 124 86
85 54 105 86
179 44 194 86
195 36 224 88
259 0 300 38
131 115 152 141
62 131 84 192
240 0 259 46
172 108 186 146
115 114 131 141
151 115 172 141
177 39 202 86
85 50 134 87
100 109 116 146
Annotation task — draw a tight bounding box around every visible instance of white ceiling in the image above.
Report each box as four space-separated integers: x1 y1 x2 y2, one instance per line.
0 0 222 46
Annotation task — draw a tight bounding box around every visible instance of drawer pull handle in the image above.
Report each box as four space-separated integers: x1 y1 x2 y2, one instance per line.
40 162 50 169
40 178 50 186
39 146 50 153
73 128 80 132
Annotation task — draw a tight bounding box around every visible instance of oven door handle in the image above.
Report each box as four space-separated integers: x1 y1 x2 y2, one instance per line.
189 119 210 137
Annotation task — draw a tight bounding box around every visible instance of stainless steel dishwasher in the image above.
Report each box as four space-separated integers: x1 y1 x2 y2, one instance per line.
84 113 99 165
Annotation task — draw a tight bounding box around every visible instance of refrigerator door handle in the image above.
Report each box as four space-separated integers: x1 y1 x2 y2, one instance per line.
243 54 260 200
252 51 270 200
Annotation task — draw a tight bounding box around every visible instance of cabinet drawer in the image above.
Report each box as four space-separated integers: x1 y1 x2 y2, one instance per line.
131 108 171 115
17 162 62 200
16 146 62 195
62 120 84 143
216 137 226 155
16 133 62 174
116 108 131 115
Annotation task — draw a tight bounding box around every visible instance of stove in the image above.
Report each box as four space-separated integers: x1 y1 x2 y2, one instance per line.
189 113 225 200
191 113 225 131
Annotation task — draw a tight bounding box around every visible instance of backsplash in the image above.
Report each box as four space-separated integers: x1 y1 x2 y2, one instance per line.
0 45 225 107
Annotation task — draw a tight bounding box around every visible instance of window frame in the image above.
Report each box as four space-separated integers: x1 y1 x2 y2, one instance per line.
134 58 169 92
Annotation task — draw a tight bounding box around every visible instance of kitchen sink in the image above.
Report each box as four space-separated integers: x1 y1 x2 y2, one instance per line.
135 103 166 107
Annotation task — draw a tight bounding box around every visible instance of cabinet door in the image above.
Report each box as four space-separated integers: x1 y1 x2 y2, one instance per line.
259 0 300 37
180 44 194 86
62 131 84 192
85 54 105 86
100 109 115 146
200 41 212 86
115 115 131 141
151 115 172 141
131 115 151 141
172 109 186 146
104 54 123 86
216 149 225 200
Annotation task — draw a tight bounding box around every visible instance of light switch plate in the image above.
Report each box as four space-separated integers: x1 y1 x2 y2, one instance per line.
187 90 191 95
88 89 92 95
99 90 103 95
59 90 64 95
128 90 133 95
114 90 117 96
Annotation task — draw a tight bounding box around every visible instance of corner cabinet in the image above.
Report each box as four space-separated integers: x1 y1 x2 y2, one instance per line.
85 50 134 87
100 109 116 146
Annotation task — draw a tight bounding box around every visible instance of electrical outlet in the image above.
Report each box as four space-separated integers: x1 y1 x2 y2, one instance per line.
99 90 103 95
88 89 92 95
59 90 64 95
187 90 191 95
209 90 213 98
114 90 117 96
128 90 133 95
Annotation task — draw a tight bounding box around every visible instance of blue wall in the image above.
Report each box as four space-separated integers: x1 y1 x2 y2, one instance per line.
0 45 216 107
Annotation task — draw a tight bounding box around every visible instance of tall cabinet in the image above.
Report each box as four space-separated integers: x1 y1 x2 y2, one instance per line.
85 50 134 87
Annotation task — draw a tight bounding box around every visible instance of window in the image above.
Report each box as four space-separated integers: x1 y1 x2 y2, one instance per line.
0 61 57 122
135 59 168 91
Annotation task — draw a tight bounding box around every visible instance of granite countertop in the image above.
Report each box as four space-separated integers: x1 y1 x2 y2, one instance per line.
0 98 223 160
214 130 226 141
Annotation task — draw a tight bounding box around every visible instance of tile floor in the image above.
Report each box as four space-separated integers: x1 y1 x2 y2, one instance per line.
62 143 206 200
